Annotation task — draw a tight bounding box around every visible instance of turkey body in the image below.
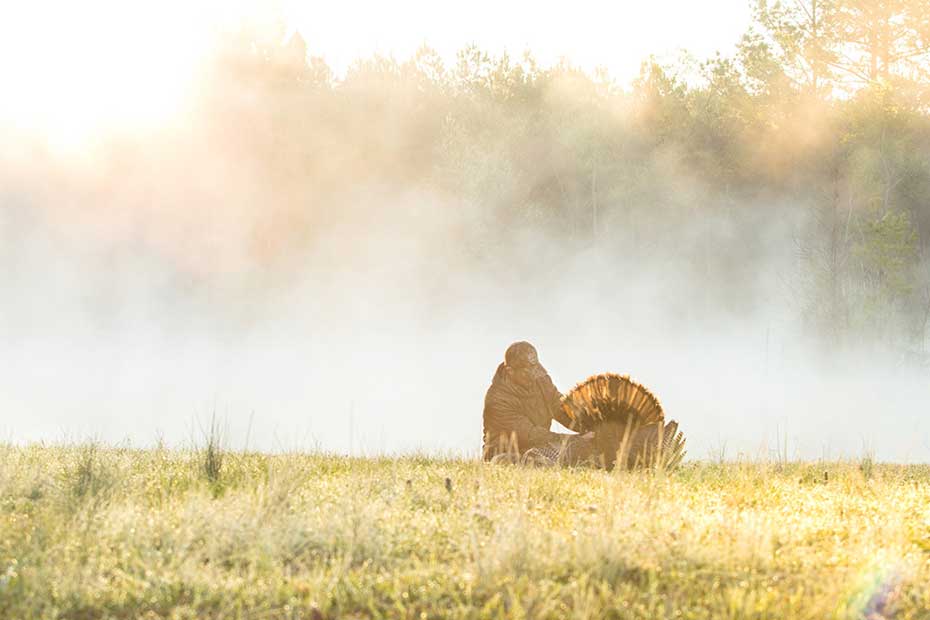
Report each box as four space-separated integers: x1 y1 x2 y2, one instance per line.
482 362 577 460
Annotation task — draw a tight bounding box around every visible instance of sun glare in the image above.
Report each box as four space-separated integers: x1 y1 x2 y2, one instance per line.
1 0 258 154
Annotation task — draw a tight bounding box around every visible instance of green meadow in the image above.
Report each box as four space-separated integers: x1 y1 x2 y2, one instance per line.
2 444 929 619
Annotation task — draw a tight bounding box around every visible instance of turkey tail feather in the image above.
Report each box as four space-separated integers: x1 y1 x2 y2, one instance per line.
561 372 686 471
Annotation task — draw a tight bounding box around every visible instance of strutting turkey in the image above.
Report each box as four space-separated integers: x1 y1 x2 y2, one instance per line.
560 373 686 470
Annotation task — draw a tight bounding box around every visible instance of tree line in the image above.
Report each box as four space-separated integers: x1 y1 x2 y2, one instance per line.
200 0 930 356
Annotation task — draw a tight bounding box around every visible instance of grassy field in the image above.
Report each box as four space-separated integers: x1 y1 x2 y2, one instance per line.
1 444 929 619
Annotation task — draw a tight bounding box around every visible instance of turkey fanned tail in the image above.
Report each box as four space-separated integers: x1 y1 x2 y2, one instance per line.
561 373 687 471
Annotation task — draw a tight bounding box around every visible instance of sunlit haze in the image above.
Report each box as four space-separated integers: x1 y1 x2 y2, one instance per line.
2 0 929 462
286 0 750 77
1 0 749 150
2 0 260 150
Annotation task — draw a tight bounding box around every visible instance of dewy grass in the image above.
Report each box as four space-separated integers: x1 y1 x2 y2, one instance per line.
1 445 929 619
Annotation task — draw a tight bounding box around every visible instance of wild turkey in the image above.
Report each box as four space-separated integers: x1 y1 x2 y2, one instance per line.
560 373 686 470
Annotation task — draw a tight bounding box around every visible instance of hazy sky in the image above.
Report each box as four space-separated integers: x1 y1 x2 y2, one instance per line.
1 0 750 151
288 0 752 79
